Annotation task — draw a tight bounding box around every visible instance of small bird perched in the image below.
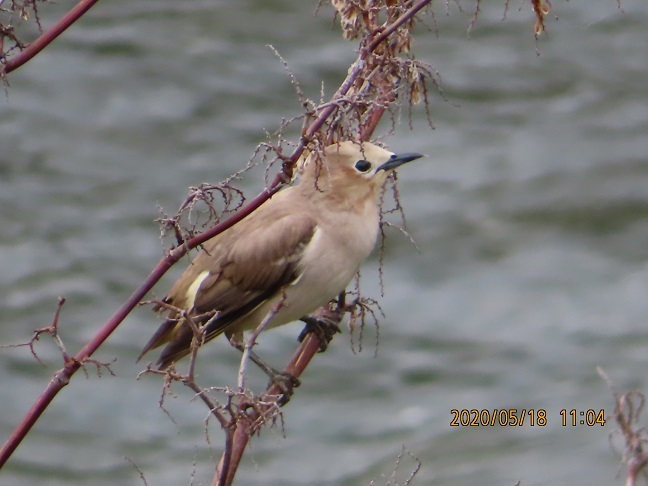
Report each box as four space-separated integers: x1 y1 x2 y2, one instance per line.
140 141 423 369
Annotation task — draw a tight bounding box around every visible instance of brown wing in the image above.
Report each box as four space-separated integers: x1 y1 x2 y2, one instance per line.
139 209 316 368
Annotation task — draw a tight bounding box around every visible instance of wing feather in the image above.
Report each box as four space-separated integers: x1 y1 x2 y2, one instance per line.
139 208 317 367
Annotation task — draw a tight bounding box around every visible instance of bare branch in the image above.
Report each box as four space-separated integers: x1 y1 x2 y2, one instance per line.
1 0 102 77
237 294 287 390
1 0 439 474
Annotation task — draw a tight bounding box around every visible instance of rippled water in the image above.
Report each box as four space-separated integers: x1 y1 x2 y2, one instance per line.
2 1 648 485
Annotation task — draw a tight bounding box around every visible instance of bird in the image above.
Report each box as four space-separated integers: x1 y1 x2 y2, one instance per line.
139 141 423 369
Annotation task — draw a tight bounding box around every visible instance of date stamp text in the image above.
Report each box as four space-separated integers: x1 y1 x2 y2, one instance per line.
449 409 606 427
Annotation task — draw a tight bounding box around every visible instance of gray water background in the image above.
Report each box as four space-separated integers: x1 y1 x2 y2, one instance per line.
1 1 648 484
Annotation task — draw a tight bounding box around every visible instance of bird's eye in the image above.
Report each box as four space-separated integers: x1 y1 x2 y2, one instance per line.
355 160 372 172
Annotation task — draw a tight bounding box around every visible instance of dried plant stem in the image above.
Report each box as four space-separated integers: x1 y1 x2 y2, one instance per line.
0 0 434 474
213 308 341 486
0 197 276 468
237 300 283 390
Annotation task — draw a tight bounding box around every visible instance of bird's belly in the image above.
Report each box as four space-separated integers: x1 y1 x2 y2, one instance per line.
234 266 354 334
236 251 365 335
234 218 377 334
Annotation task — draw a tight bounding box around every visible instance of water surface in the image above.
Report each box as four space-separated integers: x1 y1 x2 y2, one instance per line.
1 1 648 485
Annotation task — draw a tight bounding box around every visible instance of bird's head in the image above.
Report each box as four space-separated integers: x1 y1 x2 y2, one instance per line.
298 141 423 198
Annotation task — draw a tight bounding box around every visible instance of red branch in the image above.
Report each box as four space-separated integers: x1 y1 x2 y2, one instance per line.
213 329 325 486
0 0 433 472
0 184 281 468
1 0 102 76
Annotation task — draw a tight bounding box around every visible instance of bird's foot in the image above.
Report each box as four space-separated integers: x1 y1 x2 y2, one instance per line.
229 339 300 405
267 371 301 406
298 313 342 352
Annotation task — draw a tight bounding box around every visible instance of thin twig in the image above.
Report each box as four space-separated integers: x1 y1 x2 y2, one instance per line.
238 297 285 390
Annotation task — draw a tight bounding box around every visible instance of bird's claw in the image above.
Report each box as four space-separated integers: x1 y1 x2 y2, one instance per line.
298 315 341 352
269 371 301 406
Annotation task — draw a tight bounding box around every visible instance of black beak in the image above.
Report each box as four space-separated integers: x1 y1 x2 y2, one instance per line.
376 152 424 172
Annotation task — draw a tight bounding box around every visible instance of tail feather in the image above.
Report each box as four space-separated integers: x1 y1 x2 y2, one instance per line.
137 316 179 362
155 308 240 368
155 324 196 369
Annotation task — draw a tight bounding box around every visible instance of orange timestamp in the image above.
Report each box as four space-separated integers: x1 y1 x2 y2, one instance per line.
560 409 606 426
450 409 547 427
